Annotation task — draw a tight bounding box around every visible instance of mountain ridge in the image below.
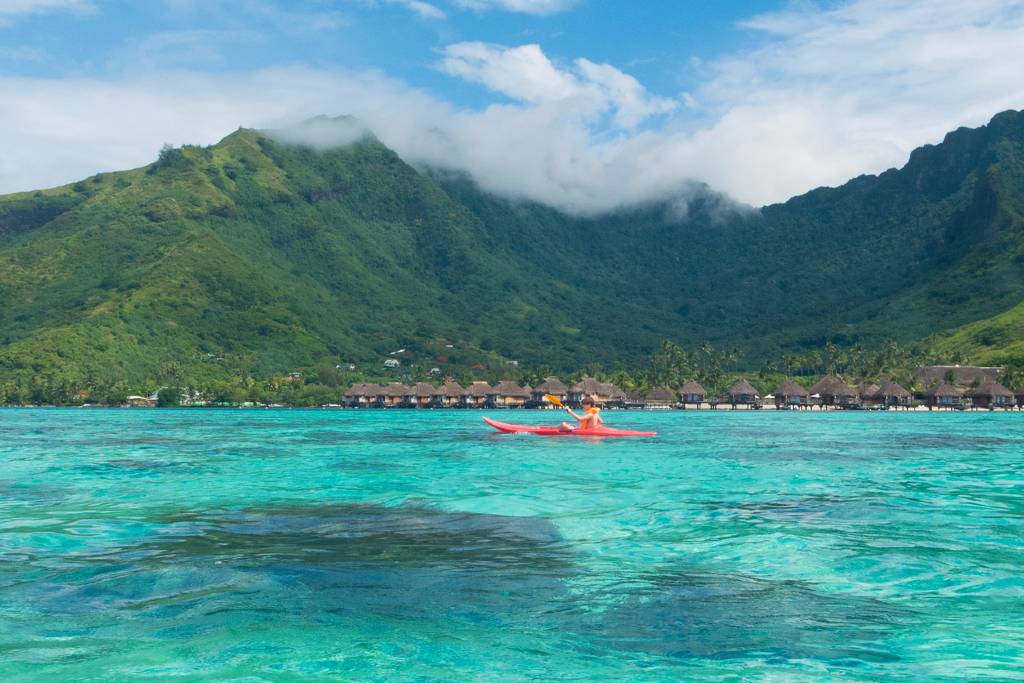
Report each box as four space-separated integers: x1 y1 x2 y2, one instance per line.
1 110 1023 389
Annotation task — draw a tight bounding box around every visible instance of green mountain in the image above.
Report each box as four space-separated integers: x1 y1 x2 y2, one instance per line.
1 110 1023 389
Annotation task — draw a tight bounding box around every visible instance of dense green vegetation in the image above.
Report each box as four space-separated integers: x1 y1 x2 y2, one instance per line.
1 110 1023 404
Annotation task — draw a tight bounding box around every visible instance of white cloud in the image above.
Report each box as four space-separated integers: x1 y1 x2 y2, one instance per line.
400 0 445 20
438 42 676 128
677 0 1024 204
369 0 445 20
452 0 577 15
439 43 578 103
269 114 371 148
1 0 1024 212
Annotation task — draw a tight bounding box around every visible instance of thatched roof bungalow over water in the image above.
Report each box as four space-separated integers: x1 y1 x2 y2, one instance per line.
809 375 857 407
679 381 706 404
381 383 410 406
774 379 809 407
569 377 617 405
606 385 628 406
532 377 568 405
433 381 465 407
858 381 881 401
968 381 1015 408
464 381 493 407
644 386 677 408
876 381 912 407
406 382 435 407
926 382 964 409
726 379 759 406
493 381 531 407
344 383 384 406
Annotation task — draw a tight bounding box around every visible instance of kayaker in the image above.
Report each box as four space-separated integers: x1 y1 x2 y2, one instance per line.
560 396 603 431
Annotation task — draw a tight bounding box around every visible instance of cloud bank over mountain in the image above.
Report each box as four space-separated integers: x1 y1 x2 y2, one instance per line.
1 0 1023 212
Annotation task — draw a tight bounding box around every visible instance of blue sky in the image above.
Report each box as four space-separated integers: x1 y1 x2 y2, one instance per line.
3 1 781 107
2 0 1024 209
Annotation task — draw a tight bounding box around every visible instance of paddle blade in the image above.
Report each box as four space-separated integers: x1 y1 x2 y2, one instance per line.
544 393 563 407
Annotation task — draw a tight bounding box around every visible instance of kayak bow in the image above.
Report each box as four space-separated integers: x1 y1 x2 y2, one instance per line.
483 416 656 437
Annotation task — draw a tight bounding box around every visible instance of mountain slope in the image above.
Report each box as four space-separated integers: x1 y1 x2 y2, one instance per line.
1 111 1023 386
439 109 1024 351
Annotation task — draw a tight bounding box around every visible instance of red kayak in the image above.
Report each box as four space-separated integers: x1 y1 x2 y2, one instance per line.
483 417 656 437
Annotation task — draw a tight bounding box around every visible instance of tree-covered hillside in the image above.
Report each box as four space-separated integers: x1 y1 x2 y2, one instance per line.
1 110 1023 391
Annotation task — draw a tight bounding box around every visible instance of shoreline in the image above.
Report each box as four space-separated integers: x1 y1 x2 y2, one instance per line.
1 404 1020 412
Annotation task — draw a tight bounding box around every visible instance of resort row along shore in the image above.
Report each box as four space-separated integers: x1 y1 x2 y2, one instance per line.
332 366 1023 411
21 365 1018 410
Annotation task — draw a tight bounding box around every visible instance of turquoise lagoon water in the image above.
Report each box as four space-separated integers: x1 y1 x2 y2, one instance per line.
1 408 1022 681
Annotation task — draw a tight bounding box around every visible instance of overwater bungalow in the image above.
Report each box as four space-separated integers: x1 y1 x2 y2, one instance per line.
432 380 465 408
464 381 493 408
725 379 759 408
679 381 706 406
343 383 383 407
606 385 628 408
405 382 435 408
857 381 882 408
857 381 881 405
875 381 913 408
381 383 410 407
493 381 531 408
773 379 809 408
343 383 369 407
643 386 677 408
967 381 1015 409
926 382 964 409
568 377 617 406
620 387 644 409
363 383 384 407
532 377 568 406
809 374 858 408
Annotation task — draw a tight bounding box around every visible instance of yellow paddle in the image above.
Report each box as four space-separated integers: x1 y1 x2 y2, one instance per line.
544 393 565 408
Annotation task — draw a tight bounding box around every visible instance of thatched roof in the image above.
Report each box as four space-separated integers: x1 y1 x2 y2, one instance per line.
774 379 808 397
857 381 881 399
624 388 644 401
466 381 493 397
343 382 383 398
809 374 856 397
606 385 626 400
644 386 676 402
679 381 706 395
728 379 759 397
927 382 963 398
968 381 1014 398
410 382 435 398
382 382 410 397
571 377 604 394
493 380 530 398
915 365 1003 386
436 381 464 398
876 381 911 398
534 377 568 394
